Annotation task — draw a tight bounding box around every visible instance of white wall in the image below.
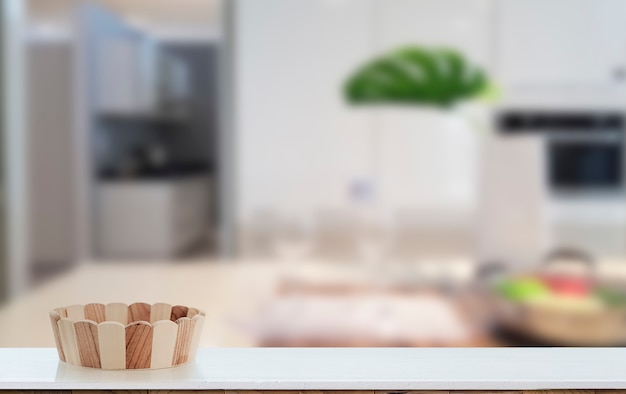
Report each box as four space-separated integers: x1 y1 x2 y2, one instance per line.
235 0 376 221
234 0 626 262
374 0 491 221
495 0 626 107
234 0 492 227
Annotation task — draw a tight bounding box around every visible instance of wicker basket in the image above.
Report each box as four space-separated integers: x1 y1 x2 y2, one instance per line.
49 302 205 370
488 249 626 346
492 296 626 346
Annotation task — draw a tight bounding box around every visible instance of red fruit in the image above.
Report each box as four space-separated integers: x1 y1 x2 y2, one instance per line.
542 276 591 296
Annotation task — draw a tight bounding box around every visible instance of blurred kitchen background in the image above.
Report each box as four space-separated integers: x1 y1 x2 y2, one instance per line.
0 0 626 347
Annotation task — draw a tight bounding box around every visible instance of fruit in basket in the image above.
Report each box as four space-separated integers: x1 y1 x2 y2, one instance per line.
540 249 593 296
541 275 591 297
497 277 550 301
594 287 626 307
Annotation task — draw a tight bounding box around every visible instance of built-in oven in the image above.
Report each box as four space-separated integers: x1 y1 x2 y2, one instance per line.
548 131 622 192
499 112 624 194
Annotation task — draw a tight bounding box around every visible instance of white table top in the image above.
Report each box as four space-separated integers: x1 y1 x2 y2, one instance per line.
1 347 626 390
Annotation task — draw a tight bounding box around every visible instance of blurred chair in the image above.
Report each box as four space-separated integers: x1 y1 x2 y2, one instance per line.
389 208 475 260
386 208 476 289
237 209 282 258
312 209 360 261
239 209 315 261
271 215 314 261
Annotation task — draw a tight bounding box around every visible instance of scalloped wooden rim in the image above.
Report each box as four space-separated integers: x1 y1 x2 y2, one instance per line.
49 302 206 327
51 314 205 329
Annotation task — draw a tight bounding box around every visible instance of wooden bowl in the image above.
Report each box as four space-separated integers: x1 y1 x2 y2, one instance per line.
49 303 205 370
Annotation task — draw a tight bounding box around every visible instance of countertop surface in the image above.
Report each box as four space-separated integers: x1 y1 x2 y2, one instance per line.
2 347 626 390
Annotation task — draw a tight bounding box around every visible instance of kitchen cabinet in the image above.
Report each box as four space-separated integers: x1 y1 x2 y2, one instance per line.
95 34 189 115
95 34 157 114
497 0 626 87
95 176 210 259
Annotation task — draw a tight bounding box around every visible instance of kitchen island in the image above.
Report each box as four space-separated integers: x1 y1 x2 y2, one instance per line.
1 347 626 391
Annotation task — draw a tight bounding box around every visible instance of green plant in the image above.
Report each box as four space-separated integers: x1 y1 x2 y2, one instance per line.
344 46 489 108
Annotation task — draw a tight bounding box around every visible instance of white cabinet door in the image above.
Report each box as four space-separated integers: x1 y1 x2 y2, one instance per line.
497 0 626 87
96 36 141 113
95 35 159 114
136 37 160 113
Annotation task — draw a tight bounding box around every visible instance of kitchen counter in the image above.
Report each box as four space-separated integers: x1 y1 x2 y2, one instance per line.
98 161 212 182
98 170 211 182
2 347 626 390
3 263 626 391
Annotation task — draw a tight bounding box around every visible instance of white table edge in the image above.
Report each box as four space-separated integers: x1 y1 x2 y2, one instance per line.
1 347 626 390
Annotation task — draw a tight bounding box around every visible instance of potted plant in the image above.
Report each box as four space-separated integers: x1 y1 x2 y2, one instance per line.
344 46 489 108
342 46 494 266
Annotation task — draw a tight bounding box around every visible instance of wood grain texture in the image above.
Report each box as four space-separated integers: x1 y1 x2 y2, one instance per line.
84 303 106 323
66 304 85 321
49 311 65 362
523 392 596 394
98 321 126 370
322 390 376 394
172 318 195 365
54 307 68 318
150 303 172 323
186 307 200 318
129 302 151 323
455 392 522 394
74 391 148 394
57 318 80 365
105 303 128 324
150 320 177 369
170 305 189 321
10 391 72 394
75 320 101 368
0 390 608 394
126 321 153 369
375 392 449 394
223 391 301 394
152 391 225 394
188 314 205 362
73 391 148 394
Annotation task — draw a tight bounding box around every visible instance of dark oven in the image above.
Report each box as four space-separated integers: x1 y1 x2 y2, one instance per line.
499 111 624 193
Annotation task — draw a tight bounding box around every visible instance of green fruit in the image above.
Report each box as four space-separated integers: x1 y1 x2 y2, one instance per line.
594 288 626 306
497 278 549 301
